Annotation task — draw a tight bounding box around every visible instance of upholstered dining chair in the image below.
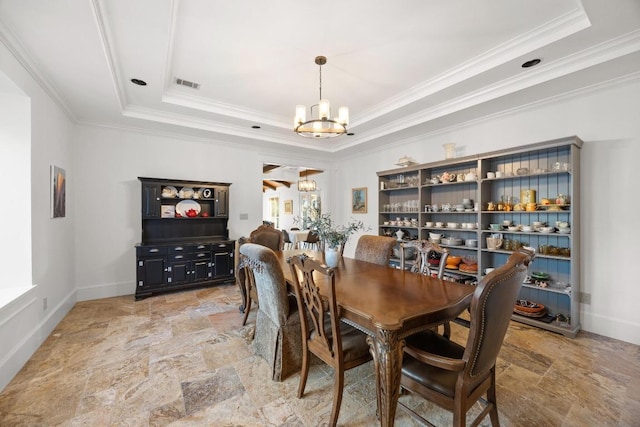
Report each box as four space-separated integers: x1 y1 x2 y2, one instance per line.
354 235 397 266
398 248 535 427
239 243 303 381
235 237 258 326
288 254 372 427
250 224 284 251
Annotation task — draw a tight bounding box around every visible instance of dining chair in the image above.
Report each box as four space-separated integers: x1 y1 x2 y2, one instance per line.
400 240 452 337
398 248 535 427
239 243 304 381
250 224 284 251
235 237 258 326
301 229 321 250
288 253 372 427
281 229 294 250
354 235 397 266
400 240 449 278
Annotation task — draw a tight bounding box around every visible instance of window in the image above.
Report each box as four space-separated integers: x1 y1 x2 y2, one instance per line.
268 197 280 228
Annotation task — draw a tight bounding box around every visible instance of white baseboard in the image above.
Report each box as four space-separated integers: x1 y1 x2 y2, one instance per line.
581 309 640 346
76 280 136 301
0 287 76 392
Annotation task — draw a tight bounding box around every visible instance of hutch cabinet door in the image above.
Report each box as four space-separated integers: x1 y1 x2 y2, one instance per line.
168 259 190 284
141 183 162 218
137 257 166 288
192 259 212 281
214 186 229 217
212 251 232 278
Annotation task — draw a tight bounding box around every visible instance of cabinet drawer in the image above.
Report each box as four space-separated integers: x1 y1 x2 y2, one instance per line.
212 242 231 250
169 244 210 254
137 246 168 256
169 251 211 262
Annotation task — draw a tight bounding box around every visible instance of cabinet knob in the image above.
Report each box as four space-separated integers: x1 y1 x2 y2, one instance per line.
149 248 159 253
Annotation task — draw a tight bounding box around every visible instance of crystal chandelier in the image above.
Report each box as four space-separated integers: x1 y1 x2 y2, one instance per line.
297 170 317 192
294 56 349 138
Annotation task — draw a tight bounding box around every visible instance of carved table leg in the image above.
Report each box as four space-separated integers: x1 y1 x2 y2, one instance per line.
367 329 405 427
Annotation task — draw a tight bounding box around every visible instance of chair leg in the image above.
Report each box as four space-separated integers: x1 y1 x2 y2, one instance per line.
442 321 451 339
329 369 345 427
453 395 466 427
487 371 500 426
297 348 310 399
241 295 252 326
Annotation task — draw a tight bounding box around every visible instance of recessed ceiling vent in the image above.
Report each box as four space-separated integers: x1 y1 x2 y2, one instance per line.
175 78 200 89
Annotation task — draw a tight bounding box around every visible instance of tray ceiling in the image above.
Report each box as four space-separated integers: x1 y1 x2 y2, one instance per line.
0 0 638 153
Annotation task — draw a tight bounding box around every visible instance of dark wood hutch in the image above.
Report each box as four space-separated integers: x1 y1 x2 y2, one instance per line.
135 177 235 300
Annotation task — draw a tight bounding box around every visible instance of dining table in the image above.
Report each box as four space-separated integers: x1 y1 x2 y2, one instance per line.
276 249 475 427
286 229 310 248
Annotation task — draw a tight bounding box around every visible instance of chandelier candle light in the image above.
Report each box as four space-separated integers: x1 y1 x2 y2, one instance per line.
298 170 316 192
294 56 349 138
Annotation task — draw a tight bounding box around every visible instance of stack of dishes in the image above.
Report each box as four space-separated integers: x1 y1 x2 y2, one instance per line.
514 300 547 317
161 186 177 198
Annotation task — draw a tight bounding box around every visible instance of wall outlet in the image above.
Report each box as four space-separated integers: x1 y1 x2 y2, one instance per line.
579 292 591 305
239 213 249 220
43 297 48 311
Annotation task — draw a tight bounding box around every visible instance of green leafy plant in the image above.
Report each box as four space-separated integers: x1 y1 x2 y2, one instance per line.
296 208 369 249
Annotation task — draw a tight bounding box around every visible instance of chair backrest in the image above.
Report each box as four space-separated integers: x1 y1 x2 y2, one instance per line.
281 229 292 243
354 235 397 266
288 254 341 361
400 240 449 278
239 243 289 325
305 229 320 243
250 224 284 251
462 248 534 379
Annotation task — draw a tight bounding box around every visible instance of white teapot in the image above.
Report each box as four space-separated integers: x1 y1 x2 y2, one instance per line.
465 172 477 181
395 230 405 240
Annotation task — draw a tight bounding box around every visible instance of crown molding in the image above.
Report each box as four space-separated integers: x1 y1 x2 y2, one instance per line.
352 5 591 127
91 0 127 111
162 90 289 129
0 18 77 122
338 29 640 152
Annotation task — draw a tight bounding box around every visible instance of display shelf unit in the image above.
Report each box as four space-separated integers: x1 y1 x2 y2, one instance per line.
135 177 235 300
377 136 582 337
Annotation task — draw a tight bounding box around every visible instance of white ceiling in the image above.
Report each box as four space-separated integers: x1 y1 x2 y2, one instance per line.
1 0 639 154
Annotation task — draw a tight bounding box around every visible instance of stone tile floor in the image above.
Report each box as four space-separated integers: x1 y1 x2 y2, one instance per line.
0 283 638 426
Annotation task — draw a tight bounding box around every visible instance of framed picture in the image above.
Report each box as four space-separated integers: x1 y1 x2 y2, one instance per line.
51 165 66 218
352 187 367 214
284 199 293 215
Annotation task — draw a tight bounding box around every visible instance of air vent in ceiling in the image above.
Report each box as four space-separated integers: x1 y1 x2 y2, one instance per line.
175 78 200 90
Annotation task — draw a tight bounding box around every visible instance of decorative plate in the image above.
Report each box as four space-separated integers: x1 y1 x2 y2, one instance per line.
176 200 201 217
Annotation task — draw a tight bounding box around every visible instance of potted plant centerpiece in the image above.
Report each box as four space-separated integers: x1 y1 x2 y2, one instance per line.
296 209 368 267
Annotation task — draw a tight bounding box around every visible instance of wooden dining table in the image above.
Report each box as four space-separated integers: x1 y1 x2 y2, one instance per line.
276 249 475 427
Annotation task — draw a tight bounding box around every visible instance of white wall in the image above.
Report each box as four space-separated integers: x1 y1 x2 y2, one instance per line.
0 42 76 391
334 77 640 345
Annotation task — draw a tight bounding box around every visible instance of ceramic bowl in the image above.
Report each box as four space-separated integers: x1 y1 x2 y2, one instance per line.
521 225 533 232
539 226 555 233
489 224 501 231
